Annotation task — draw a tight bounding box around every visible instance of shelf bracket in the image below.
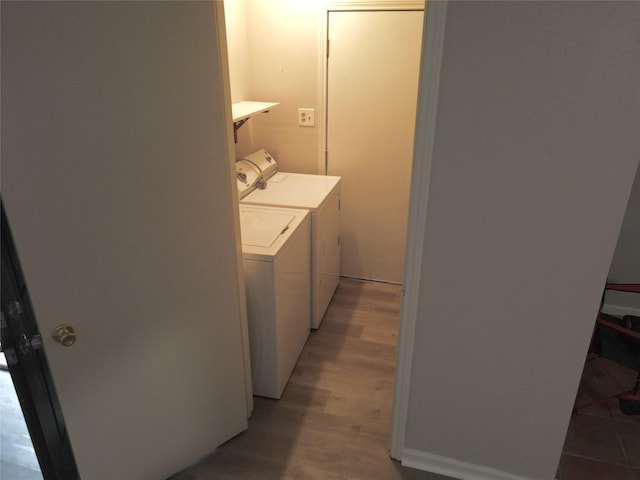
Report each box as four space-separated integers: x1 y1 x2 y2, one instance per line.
231 102 278 144
233 118 249 144
232 110 273 144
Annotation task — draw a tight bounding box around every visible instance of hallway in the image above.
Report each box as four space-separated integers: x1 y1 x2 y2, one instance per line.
169 278 450 480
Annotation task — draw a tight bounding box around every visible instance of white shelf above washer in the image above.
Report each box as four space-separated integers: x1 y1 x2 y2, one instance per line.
232 101 278 123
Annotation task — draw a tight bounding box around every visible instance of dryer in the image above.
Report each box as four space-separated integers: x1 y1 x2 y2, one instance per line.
239 204 311 399
236 149 341 329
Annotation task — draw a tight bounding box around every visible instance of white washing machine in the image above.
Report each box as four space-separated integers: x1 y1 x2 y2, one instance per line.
236 149 341 329
239 204 311 399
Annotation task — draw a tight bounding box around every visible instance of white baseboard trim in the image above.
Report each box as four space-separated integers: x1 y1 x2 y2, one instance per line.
602 302 640 318
401 449 538 480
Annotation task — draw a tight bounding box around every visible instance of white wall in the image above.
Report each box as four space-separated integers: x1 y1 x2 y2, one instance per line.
225 0 426 170
402 2 640 480
224 0 251 104
225 0 319 167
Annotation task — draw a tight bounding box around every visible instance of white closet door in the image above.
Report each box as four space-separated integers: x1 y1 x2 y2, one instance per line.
2 2 249 479
327 10 423 283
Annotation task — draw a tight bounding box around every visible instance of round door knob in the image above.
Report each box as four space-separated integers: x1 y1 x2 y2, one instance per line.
52 324 76 346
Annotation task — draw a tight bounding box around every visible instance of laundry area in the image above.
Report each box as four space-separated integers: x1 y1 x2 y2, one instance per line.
4 2 638 480
226 0 423 401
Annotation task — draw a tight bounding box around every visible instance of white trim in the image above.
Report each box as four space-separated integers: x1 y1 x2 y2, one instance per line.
317 0 426 174
602 303 640 318
389 0 448 460
325 0 425 9
317 3 328 174
402 449 538 480
215 0 254 417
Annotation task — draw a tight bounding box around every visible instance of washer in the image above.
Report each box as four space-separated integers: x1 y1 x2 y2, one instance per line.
236 149 341 329
239 204 311 399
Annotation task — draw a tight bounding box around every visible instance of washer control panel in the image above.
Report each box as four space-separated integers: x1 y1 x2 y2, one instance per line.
236 160 261 199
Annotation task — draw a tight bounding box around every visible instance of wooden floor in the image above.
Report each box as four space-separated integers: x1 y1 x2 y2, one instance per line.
169 278 451 480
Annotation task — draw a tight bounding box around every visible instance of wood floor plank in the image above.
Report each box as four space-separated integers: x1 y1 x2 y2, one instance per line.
168 278 453 480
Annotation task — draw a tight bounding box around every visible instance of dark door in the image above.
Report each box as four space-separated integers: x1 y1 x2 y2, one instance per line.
1 203 79 480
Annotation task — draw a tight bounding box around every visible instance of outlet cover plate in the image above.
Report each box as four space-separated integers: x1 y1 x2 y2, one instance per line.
298 108 315 127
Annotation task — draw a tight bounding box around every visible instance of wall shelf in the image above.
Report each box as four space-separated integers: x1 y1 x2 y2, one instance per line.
232 101 278 143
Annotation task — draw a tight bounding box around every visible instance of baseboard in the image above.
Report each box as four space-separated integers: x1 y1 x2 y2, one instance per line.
401 449 538 480
339 274 402 286
602 302 640 318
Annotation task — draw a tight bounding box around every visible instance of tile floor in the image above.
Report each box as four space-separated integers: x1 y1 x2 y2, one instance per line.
558 357 640 480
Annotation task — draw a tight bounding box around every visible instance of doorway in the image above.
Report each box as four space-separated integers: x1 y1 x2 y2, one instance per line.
0 359 43 479
0 204 79 480
325 8 423 284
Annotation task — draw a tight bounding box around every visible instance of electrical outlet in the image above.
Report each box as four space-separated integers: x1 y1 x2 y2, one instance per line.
298 108 315 127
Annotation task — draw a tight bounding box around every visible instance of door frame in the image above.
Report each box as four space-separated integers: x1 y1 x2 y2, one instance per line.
217 0 255 418
1 202 80 479
317 0 448 461
387 0 448 461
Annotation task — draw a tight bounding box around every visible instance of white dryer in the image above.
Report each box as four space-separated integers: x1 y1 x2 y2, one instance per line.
239 204 311 399
236 149 341 329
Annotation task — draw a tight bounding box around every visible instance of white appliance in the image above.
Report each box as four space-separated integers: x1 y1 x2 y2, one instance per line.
236 149 341 329
239 204 311 399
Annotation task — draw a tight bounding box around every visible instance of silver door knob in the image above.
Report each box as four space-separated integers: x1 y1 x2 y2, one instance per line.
52 324 76 346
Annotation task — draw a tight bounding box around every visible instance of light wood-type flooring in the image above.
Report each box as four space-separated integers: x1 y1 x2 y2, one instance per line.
169 278 451 480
